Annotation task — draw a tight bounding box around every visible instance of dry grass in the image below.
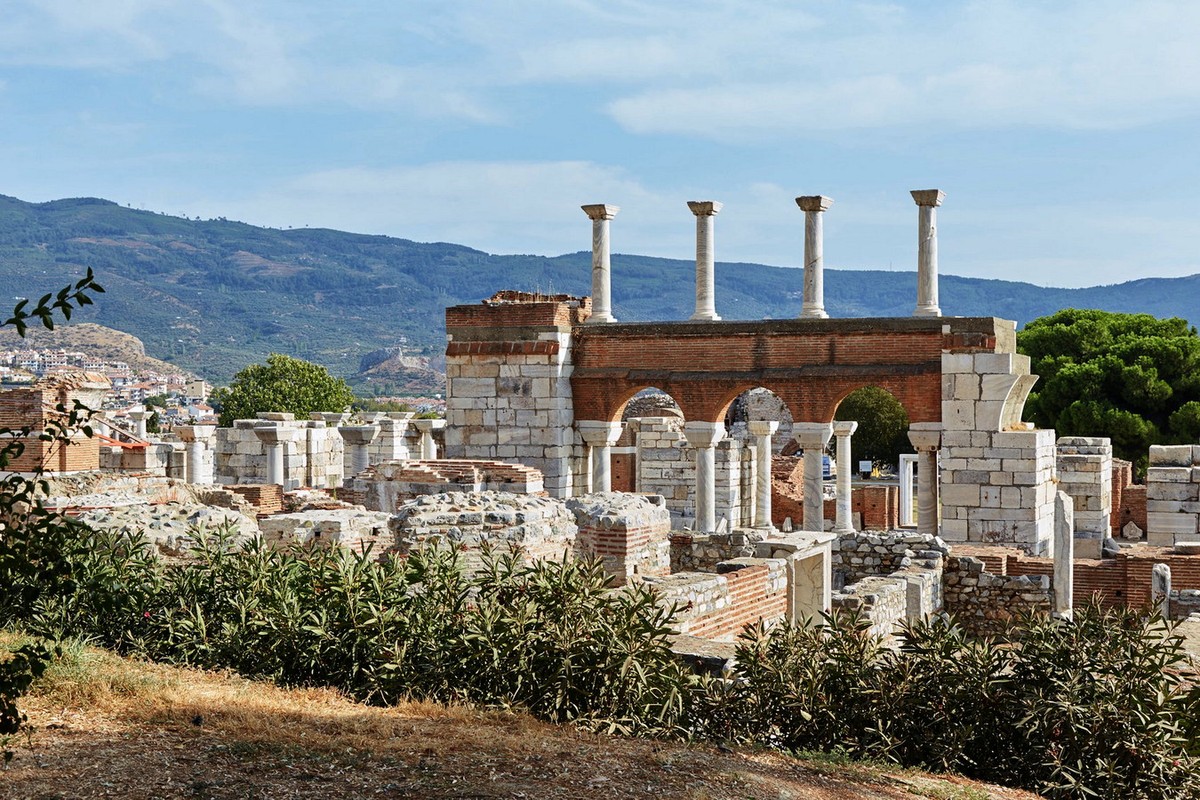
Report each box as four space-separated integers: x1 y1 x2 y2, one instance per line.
2 639 1040 800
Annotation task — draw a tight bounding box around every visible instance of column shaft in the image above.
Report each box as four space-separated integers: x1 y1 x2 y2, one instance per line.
688 201 722 321
912 189 944 317
796 196 832 318
833 421 857 533
748 420 779 529
695 445 716 532
591 443 612 493
582 204 618 324
266 443 284 486
916 448 939 535
187 441 206 486
802 450 824 532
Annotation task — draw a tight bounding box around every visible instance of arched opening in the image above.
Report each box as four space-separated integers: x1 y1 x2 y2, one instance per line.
828 385 915 531
722 386 796 529
613 388 685 494
833 386 914 475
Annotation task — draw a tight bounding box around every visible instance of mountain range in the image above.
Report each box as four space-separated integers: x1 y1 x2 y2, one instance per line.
1 193 1196 393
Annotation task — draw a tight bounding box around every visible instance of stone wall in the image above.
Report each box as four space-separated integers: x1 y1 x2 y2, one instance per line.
942 554 1052 637
342 459 545 512
213 414 344 490
939 351 1056 555
669 531 763 572
643 557 788 641
566 492 671 584
832 530 950 586
832 576 909 641
259 508 393 553
388 491 577 572
1056 436 1113 556
633 416 747 528
444 293 586 498
1146 445 1200 546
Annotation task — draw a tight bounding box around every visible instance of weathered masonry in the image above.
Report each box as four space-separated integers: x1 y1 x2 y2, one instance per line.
444 192 1059 554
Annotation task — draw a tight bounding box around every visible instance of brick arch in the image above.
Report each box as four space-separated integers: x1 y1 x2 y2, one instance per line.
609 384 687 422
820 375 941 425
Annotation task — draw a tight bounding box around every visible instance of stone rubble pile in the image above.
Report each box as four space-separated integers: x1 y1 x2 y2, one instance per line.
388 491 577 570
77 502 260 557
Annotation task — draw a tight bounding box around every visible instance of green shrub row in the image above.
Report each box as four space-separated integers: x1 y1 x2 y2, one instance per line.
7 525 1200 800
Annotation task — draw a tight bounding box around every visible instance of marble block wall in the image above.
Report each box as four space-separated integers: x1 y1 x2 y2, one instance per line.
634 416 748 529
938 351 1055 555
1056 436 1113 556
1146 445 1200 546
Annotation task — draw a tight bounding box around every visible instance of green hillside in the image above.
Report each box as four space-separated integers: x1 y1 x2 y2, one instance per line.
1 193 1195 389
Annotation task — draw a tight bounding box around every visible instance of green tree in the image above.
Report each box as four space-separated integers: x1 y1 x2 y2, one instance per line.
211 353 355 427
1018 309 1200 470
834 386 913 469
0 270 104 752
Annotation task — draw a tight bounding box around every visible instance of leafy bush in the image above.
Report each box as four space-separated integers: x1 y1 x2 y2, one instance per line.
23 528 689 736
14 513 1200 798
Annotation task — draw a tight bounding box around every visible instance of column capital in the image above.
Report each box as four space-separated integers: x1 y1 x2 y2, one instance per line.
175 424 215 443
792 422 834 449
581 203 620 221
795 195 833 213
911 189 945 207
747 420 780 437
682 420 725 449
412 418 447 432
832 420 858 437
253 425 300 446
576 420 623 446
908 422 942 451
687 200 723 217
337 424 380 446
127 410 152 421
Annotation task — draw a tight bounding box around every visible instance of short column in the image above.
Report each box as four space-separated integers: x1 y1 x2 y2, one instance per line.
908 423 942 535
911 189 944 317
793 423 834 532
581 204 619 324
795 195 832 319
128 410 151 438
747 420 779 529
577 420 624 493
253 425 298 487
412 418 446 460
687 201 722 321
832 421 858 533
337 425 380 476
1152 563 1171 619
175 424 215 485
683 421 725 533
1053 490 1075 620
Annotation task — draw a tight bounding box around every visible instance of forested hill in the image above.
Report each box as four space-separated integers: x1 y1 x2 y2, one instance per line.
0 193 1196 388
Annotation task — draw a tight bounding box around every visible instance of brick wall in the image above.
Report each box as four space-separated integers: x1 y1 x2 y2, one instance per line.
647 559 788 641
228 484 283 515
973 544 1200 610
568 316 1008 425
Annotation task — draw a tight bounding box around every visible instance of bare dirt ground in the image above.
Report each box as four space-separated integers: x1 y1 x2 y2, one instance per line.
2 646 1039 800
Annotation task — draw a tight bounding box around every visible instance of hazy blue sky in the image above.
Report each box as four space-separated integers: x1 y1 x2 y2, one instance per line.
2 0 1198 287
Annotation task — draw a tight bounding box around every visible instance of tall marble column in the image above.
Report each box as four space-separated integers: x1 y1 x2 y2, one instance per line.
338 425 379 477
683 421 725 533
687 201 722 321
412 418 446 460
581 204 619 324
747 420 779 529
175 424 215 485
908 423 942 535
911 189 944 317
577 421 624 493
832 421 858 533
793 422 834 532
795 195 832 319
254 425 298 487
